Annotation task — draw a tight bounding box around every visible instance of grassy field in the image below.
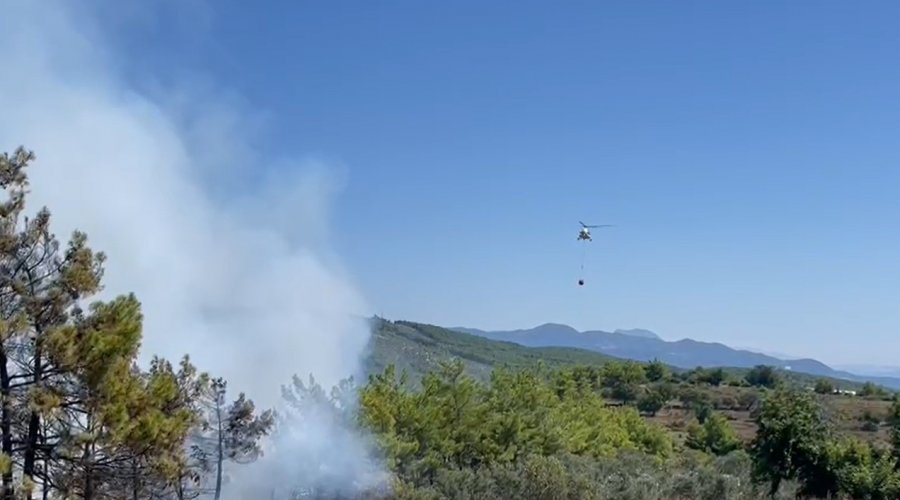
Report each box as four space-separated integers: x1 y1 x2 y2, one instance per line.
644 385 895 447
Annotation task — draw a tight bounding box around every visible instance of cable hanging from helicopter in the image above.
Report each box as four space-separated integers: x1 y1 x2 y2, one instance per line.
577 221 613 286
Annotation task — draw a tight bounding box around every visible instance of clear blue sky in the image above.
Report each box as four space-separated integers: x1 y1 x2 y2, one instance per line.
106 1 900 365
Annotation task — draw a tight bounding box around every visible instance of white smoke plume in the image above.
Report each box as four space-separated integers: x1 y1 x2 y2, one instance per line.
0 1 388 497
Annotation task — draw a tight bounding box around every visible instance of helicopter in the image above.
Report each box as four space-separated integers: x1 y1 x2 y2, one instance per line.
577 221 613 286
577 221 613 241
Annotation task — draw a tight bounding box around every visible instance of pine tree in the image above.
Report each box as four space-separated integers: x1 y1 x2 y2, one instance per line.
43 298 203 499
167 356 214 500
190 378 274 500
0 147 210 498
0 146 107 497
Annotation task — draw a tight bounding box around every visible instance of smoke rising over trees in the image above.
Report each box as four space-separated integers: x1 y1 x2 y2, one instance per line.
5 145 900 499
0 147 276 499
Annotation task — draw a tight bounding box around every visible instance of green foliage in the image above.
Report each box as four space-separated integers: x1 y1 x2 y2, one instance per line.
680 386 714 424
737 390 760 411
393 450 785 500
644 359 670 382
890 398 900 461
599 361 646 404
610 383 642 406
861 382 877 397
601 361 647 386
745 365 780 389
833 443 900 500
637 384 672 417
685 414 742 456
860 381 891 400
358 361 674 488
814 378 834 394
549 360 900 500
861 410 881 432
749 388 835 497
372 320 875 395
688 367 726 387
369 320 617 384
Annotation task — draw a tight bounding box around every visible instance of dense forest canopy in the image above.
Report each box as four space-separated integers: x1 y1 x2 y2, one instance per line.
2 146 899 499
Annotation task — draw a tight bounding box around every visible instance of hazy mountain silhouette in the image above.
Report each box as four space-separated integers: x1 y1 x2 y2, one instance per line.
452 323 900 389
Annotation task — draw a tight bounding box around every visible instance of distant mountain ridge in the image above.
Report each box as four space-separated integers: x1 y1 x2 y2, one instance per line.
614 328 662 340
834 365 900 379
451 323 900 390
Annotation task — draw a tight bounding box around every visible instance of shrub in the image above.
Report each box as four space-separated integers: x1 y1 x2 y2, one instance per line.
814 379 834 395
745 365 780 389
686 414 743 456
861 411 881 432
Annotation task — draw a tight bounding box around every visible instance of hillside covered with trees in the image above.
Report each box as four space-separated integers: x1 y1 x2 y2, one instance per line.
2 145 899 499
352 359 900 499
366 319 878 393
451 323 900 390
